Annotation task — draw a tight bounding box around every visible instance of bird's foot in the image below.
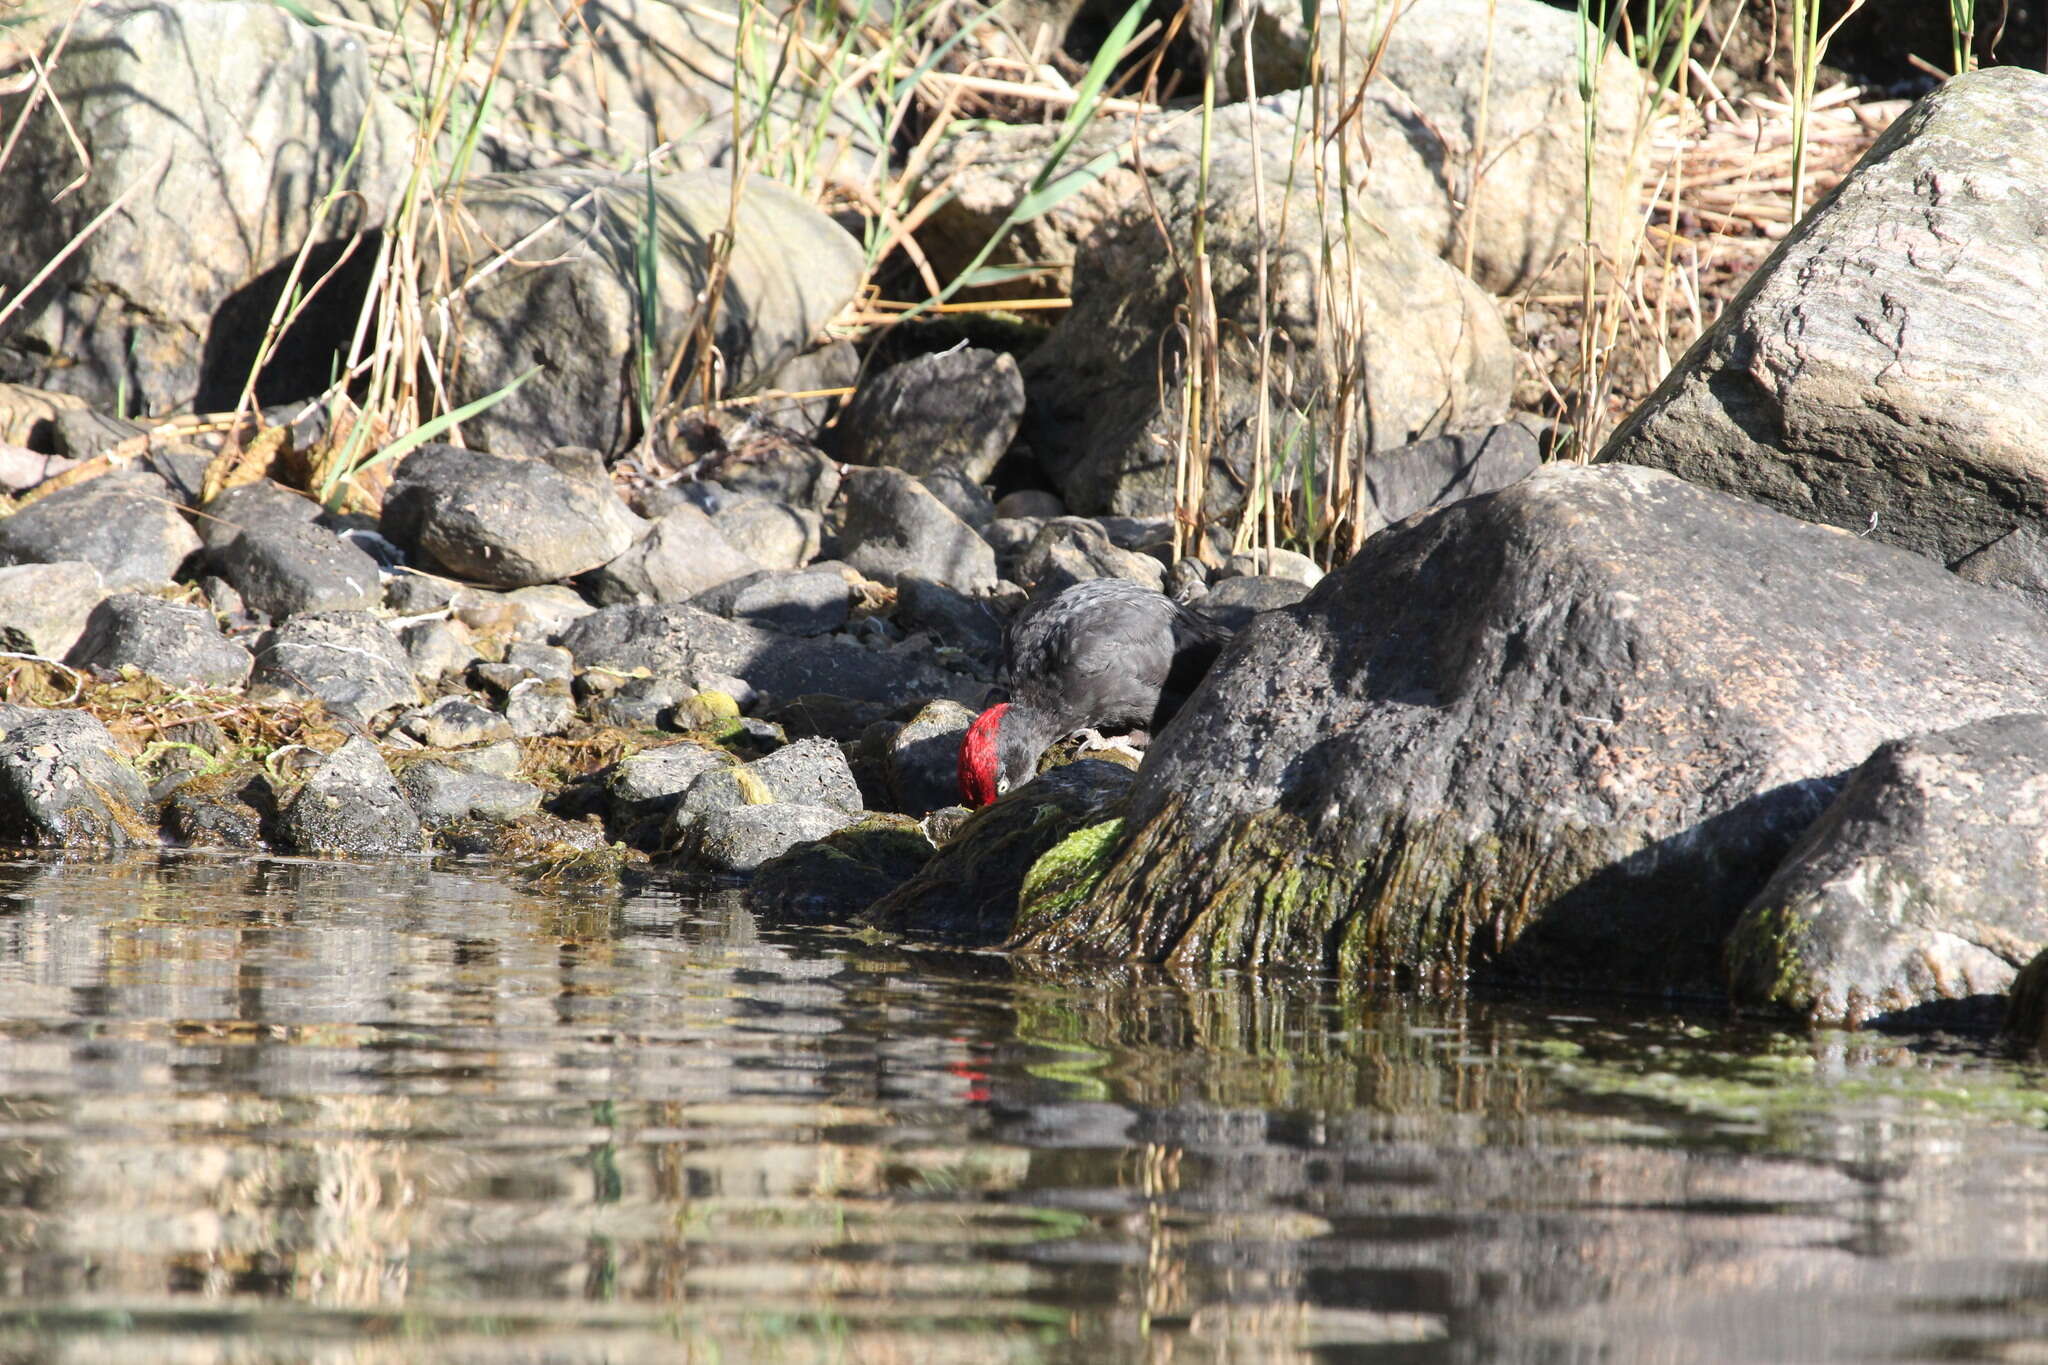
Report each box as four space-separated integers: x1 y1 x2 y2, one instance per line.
1074 729 1149 763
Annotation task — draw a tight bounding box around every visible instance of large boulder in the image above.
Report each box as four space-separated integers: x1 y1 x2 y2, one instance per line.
1017 104 1512 520
0 0 411 411
430 169 865 454
380 445 642 588
1726 714 2048 1029
1009 465 2048 995
1601 69 2048 582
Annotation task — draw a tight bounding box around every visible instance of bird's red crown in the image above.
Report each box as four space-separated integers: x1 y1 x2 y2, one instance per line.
958 703 1009 808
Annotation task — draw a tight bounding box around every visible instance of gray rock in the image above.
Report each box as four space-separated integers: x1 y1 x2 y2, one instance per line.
838 466 998 591
996 490 1064 519
692 567 851 636
711 496 822 570
66 593 252 688
195 481 323 554
398 696 516 749
893 576 1003 668
712 441 842 513
0 705 152 847
1164 557 1208 603
1189 574 1309 633
0 474 202 590
431 169 866 454
981 517 1046 561
886 700 978 816
250 611 421 722
919 469 997 531
1014 518 1167 595
1011 465 2048 995
0 561 105 657
1954 524 2048 615
1601 69 2048 579
833 348 1024 485
504 679 576 738
673 736 863 825
211 518 384 618
749 816 938 921
469 642 575 694
585 674 690 730
382 444 642 589
0 0 410 411
398 618 480 687
607 740 732 828
1219 548 1322 587
398 759 543 827
457 585 595 642
439 739 524 779
756 340 862 437
676 801 860 875
557 601 973 708
1358 420 1548 540
1727 713 2048 1028
279 737 423 857
586 504 762 605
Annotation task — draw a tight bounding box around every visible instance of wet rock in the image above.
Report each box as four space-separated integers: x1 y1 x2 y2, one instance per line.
1602 69 2048 579
838 466 998 592
750 815 936 922
504 679 576 738
893 577 1003 668
885 700 977 816
996 490 1064 519
432 169 866 454
672 736 864 826
711 496 822 570
67 593 253 689
398 618 479 687
161 767 273 851
863 759 1133 945
692 566 851 636
1014 517 1167 595
434 812 637 876
1010 465 2048 994
249 611 421 723
279 737 423 857
0 474 201 591
832 347 1024 485
381 444 642 589
1727 714 2048 1029
557 602 970 708
586 504 763 605
398 757 543 827
676 801 860 875
0 705 153 848
0 0 409 411
0 561 105 657
398 696 515 749
1189 574 1309 633
210 519 384 619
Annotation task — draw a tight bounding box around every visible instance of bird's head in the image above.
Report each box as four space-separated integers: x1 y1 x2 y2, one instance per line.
958 702 1049 808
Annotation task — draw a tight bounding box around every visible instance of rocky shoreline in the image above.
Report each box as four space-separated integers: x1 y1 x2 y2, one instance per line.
0 1 2046 1041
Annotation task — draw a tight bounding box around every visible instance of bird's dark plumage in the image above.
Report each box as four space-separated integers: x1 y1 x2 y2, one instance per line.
959 578 1230 805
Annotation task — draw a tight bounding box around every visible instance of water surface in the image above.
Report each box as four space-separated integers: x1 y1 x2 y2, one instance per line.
0 852 2042 1363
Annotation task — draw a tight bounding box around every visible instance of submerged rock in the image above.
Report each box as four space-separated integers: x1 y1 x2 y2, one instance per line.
1009 465 2048 995
279 737 423 857
863 759 1133 945
1727 714 2048 1029
0 706 153 848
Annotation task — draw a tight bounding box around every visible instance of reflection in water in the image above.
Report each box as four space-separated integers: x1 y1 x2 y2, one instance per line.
0 853 2041 1361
